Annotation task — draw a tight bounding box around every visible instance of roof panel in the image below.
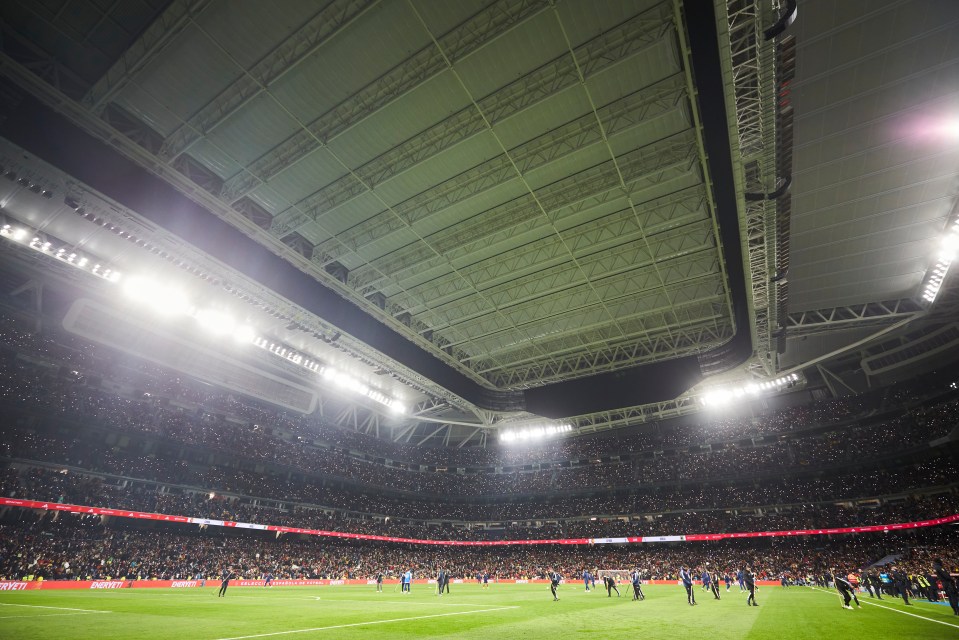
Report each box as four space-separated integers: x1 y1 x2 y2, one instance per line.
186 138 243 180
491 85 590 149
326 71 472 169
787 0 959 316
246 184 293 216
193 0 322 71
455 11 567 99
205 93 304 167
413 0 492 36
132 23 243 119
582 36 681 105
372 131 505 206
266 148 347 207
555 0 664 48
112 84 182 137
266 2 432 125
314 192 387 235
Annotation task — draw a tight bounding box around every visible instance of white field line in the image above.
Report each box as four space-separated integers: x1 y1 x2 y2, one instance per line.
319 599 511 608
0 611 109 619
0 602 113 614
123 592 514 607
214 606 519 640
808 586 959 629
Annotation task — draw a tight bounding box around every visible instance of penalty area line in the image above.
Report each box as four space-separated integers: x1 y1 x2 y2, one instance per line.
214 605 519 640
808 587 959 629
0 602 113 614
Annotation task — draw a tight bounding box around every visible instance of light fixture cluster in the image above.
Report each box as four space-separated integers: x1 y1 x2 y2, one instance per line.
322 366 407 414
920 219 959 304
1 222 120 282
701 373 801 406
118 278 407 414
2 206 411 415
499 423 574 442
252 337 322 371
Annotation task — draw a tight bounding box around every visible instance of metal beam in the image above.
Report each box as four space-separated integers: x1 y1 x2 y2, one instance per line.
417 424 447 445
716 0 785 375
786 299 924 337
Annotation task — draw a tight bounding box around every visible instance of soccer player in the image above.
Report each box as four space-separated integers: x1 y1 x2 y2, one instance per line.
933 558 959 615
263 572 273 588
744 567 758 607
604 574 620 597
218 567 236 598
437 568 445 596
583 568 591 592
724 572 732 592
631 569 645 601
482 572 490 589
737 568 746 592
680 566 696 605
834 570 861 609
702 568 711 593
710 571 722 600
548 568 562 601
376 572 384 592
403 569 413 593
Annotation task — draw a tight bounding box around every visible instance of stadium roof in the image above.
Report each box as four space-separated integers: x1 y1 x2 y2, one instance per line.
0 0 957 444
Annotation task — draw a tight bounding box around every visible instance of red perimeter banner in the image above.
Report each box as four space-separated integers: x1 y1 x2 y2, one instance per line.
2 497 957 546
0 578 784 591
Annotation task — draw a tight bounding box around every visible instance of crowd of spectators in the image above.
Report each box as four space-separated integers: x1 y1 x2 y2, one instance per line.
1 512 956 585
1 350 956 500
3 464 957 539
2 311 958 593
1 310 958 536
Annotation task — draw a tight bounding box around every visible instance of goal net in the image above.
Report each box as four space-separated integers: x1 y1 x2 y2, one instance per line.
596 570 634 584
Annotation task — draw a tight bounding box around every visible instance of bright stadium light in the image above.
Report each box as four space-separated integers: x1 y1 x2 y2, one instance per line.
194 308 235 335
122 276 155 302
702 373 803 406
232 324 256 343
1 221 118 282
154 287 192 316
500 422 573 442
919 209 959 304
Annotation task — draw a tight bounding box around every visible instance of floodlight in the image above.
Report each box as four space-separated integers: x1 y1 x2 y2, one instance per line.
233 324 255 343
151 286 190 315
939 234 959 262
122 276 155 301
194 308 235 334
11 228 26 241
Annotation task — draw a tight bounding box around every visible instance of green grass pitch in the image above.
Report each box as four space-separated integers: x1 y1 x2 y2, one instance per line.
1 583 957 639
